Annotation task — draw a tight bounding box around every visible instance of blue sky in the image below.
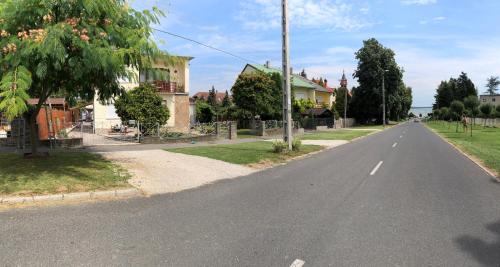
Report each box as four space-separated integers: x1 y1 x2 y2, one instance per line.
132 0 500 107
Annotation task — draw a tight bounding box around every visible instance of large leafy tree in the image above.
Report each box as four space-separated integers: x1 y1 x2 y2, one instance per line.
485 76 500 95
0 0 164 154
231 72 282 121
349 38 412 123
433 73 477 109
114 84 169 128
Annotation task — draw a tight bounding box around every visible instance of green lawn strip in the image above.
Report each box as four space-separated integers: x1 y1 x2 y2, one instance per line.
301 130 374 141
0 152 131 197
237 129 259 139
166 141 323 165
426 121 500 175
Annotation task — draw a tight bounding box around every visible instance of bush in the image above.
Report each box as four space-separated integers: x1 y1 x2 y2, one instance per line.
272 140 287 153
292 138 302 151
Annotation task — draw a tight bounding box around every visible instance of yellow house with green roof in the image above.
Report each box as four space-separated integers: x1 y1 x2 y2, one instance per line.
241 63 334 108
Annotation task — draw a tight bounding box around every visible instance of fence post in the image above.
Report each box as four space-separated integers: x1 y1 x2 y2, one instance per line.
157 122 160 138
215 122 220 138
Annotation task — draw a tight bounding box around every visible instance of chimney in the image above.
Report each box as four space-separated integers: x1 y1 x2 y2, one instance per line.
265 61 270 68
324 79 328 88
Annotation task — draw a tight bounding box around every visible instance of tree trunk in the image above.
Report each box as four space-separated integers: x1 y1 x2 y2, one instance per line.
28 112 38 155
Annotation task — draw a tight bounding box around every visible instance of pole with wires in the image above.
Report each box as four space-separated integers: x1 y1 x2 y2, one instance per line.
282 0 293 150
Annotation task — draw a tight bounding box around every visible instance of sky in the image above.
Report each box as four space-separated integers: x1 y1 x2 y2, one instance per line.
131 0 500 107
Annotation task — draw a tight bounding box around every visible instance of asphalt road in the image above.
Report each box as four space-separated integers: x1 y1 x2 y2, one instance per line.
1 122 499 266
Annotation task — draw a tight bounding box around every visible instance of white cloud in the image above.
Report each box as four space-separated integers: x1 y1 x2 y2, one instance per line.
238 0 372 32
419 16 446 25
401 0 437 5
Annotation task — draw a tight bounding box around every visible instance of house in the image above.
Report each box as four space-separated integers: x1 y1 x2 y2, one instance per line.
192 91 228 103
240 62 335 108
93 55 193 133
480 94 499 106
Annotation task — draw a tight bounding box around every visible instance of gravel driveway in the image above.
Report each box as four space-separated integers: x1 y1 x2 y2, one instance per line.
101 150 257 195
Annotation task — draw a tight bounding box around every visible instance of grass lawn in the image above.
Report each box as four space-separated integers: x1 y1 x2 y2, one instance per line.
426 121 500 175
0 152 131 196
166 141 323 165
237 129 259 139
302 130 374 141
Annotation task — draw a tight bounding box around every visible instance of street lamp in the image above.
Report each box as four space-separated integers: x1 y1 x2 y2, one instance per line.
382 69 389 127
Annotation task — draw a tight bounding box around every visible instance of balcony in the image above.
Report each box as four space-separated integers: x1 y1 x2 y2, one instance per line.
153 81 185 94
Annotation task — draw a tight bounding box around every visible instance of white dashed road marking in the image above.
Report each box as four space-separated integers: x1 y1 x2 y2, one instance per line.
400 135 403 139
370 161 384 176
392 142 398 148
290 259 305 267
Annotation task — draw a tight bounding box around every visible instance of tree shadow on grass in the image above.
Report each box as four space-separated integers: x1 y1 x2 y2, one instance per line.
455 220 500 266
0 152 128 195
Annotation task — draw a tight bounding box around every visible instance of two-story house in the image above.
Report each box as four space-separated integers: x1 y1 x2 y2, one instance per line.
93 55 193 133
240 62 335 108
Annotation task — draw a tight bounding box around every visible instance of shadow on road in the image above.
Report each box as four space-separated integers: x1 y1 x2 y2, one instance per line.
455 220 500 266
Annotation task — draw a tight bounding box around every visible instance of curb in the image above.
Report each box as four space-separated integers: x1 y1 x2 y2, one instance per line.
424 124 499 182
0 188 142 205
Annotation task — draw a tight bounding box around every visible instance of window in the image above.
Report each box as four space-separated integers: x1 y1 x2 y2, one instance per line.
493 98 496 102
482 98 487 102
295 93 306 100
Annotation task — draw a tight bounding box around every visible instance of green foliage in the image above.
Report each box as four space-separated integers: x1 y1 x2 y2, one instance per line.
496 105 500 118
222 90 231 107
114 84 170 126
349 38 412 123
207 86 217 107
0 0 163 103
439 107 451 121
0 66 31 120
433 73 477 109
485 76 500 95
293 99 315 114
479 103 494 118
450 100 465 119
231 72 282 120
0 0 164 152
292 138 302 151
195 100 215 123
272 140 288 153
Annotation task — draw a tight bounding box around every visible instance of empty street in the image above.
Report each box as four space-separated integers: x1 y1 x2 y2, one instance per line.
1 122 499 266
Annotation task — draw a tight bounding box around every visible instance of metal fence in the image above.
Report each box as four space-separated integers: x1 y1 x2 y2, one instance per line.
0 118 27 149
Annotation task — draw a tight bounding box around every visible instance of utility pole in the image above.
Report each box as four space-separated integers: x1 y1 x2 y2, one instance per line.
282 0 292 150
344 88 348 128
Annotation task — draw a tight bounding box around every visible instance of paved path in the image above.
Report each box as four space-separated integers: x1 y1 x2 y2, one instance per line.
1 122 499 266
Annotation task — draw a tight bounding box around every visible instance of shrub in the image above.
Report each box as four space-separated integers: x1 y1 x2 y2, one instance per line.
292 138 302 151
272 140 287 153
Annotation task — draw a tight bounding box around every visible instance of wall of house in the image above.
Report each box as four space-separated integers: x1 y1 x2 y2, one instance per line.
480 95 499 106
315 91 333 108
294 87 315 103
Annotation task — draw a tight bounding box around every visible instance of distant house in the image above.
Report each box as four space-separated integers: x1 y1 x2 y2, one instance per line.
480 94 499 106
240 62 336 108
192 91 228 103
93 55 194 133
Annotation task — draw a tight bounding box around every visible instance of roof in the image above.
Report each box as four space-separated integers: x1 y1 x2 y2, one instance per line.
480 94 500 97
245 64 315 89
295 75 334 93
27 98 66 106
192 92 229 103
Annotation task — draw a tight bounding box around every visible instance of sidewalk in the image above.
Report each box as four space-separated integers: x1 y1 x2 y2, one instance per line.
87 137 263 153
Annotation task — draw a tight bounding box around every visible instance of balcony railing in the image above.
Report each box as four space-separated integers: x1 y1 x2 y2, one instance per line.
153 81 185 94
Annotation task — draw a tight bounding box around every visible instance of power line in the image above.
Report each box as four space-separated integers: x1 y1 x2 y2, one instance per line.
152 27 261 65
